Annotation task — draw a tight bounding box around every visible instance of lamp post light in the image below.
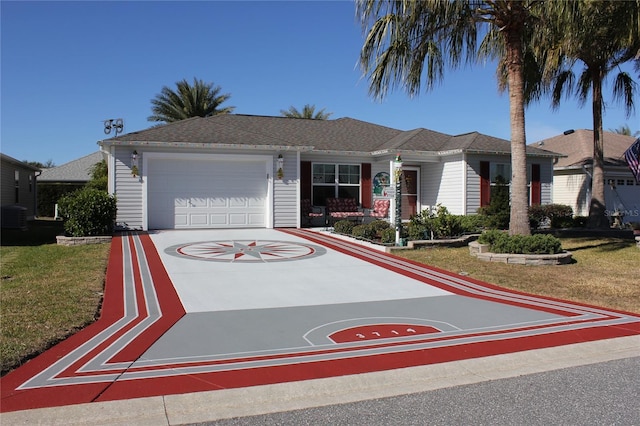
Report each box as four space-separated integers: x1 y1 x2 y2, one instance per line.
393 154 403 246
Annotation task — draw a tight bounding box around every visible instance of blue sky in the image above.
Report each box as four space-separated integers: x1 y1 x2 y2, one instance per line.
1 1 638 166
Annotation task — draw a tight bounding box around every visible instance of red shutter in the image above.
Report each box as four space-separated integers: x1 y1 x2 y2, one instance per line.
531 164 541 205
301 161 311 201
361 163 372 208
480 161 490 207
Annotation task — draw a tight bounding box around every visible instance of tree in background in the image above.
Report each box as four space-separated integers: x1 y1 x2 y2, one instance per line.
24 159 55 169
357 0 545 236
85 160 108 191
537 1 639 229
280 104 333 120
148 78 235 123
609 125 640 137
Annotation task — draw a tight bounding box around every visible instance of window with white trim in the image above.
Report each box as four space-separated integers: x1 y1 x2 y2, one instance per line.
312 163 361 206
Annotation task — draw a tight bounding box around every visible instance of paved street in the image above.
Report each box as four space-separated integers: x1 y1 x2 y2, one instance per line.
206 357 640 425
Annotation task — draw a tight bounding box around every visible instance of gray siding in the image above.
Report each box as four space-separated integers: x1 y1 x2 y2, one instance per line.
273 151 298 228
466 153 555 215
113 147 144 230
420 155 464 215
1 158 38 219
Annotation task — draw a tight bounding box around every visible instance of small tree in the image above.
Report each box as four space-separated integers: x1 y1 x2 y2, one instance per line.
478 176 510 229
85 160 108 191
58 188 117 237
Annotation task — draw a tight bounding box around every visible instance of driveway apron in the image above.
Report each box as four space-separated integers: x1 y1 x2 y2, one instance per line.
2 229 639 413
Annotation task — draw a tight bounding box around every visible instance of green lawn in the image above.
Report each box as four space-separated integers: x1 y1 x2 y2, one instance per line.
1 220 110 375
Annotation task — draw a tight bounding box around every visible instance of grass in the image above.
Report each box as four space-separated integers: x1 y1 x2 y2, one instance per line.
0 221 638 376
0 220 110 375
393 237 639 314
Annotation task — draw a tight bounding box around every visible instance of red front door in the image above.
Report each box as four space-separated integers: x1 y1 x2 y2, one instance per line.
401 169 418 220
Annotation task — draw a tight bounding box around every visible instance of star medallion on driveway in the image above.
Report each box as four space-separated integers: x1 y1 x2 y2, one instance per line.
165 240 326 263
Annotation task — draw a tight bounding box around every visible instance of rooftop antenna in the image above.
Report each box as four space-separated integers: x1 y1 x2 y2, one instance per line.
104 118 124 136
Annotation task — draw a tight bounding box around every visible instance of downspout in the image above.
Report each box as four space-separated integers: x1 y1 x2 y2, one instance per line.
296 151 301 228
462 152 467 215
582 164 592 213
34 170 42 219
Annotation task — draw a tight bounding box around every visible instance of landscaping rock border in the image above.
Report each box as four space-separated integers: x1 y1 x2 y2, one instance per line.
468 241 572 265
56 235 112 246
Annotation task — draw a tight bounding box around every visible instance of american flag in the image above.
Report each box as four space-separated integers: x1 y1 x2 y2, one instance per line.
624 137 640 184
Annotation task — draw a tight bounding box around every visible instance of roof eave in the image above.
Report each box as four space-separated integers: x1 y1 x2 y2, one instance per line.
98 140 314 152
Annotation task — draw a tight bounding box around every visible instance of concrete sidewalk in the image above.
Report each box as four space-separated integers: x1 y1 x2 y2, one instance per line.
3 335 638 425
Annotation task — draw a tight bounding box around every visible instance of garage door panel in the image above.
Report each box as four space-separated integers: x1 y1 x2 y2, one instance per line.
148 157 268 229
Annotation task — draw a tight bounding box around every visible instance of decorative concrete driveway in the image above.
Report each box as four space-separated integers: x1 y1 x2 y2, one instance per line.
2 229 639 413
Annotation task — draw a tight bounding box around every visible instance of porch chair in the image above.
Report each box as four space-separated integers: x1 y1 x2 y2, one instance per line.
369 199 390 220
302 199 323 226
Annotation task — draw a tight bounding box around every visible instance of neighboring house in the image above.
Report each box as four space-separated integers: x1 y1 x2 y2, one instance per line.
531 129 640 225
1 153 40 227
98 114 560 231
37 151 104 217
38 151 103 184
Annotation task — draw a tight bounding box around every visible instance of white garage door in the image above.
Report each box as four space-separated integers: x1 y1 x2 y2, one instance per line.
147 157 267 229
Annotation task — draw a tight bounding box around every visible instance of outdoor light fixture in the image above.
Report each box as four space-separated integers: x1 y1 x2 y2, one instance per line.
393 154 403 246
276 154 284 180
131 150 139 177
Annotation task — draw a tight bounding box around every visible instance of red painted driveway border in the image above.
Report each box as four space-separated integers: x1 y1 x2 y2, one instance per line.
1 230 639 413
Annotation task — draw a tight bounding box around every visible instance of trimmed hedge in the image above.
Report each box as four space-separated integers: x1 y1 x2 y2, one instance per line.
529 204 574 229
333 219 394 244
58 188 117 237
478 230 562 254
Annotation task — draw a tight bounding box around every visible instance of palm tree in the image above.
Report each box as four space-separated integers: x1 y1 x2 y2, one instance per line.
280 104 332 120
357 0 543 235
609 125 640 137
538 1 640 229
148 78 235 123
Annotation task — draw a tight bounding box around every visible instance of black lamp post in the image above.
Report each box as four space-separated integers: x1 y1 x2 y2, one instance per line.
393 154 403 245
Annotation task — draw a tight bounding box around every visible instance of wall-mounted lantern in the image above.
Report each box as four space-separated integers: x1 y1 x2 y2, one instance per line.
276 154 284 180
131 150 139 177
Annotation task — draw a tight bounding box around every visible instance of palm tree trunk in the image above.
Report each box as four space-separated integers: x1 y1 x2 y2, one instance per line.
504 26 531 236
588 69 608 229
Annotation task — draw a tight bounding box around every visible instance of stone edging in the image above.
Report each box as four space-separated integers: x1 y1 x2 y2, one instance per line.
468 241 572 265
56 235 112 246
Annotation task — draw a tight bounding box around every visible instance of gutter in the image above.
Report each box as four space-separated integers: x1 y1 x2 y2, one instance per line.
98 140 315 152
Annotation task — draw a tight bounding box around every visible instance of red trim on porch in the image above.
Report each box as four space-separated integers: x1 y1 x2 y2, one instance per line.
531 163 541 205
361 163 372 208
480 161 490 207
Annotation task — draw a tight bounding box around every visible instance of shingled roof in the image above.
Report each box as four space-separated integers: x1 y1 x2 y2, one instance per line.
530 129 636 168
103 114 561 157
38 151 104 182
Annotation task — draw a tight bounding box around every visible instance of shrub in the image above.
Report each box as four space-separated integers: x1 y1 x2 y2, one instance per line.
572 216 588 228
478 230 562 254
58 188 117 237
37 183 84 217
333 220 354 235
477 176 510 230
529 204 573 229
369 219 391 237
380 228 396 244
407 204 470 240
459 214 486 233
352 224 375 240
